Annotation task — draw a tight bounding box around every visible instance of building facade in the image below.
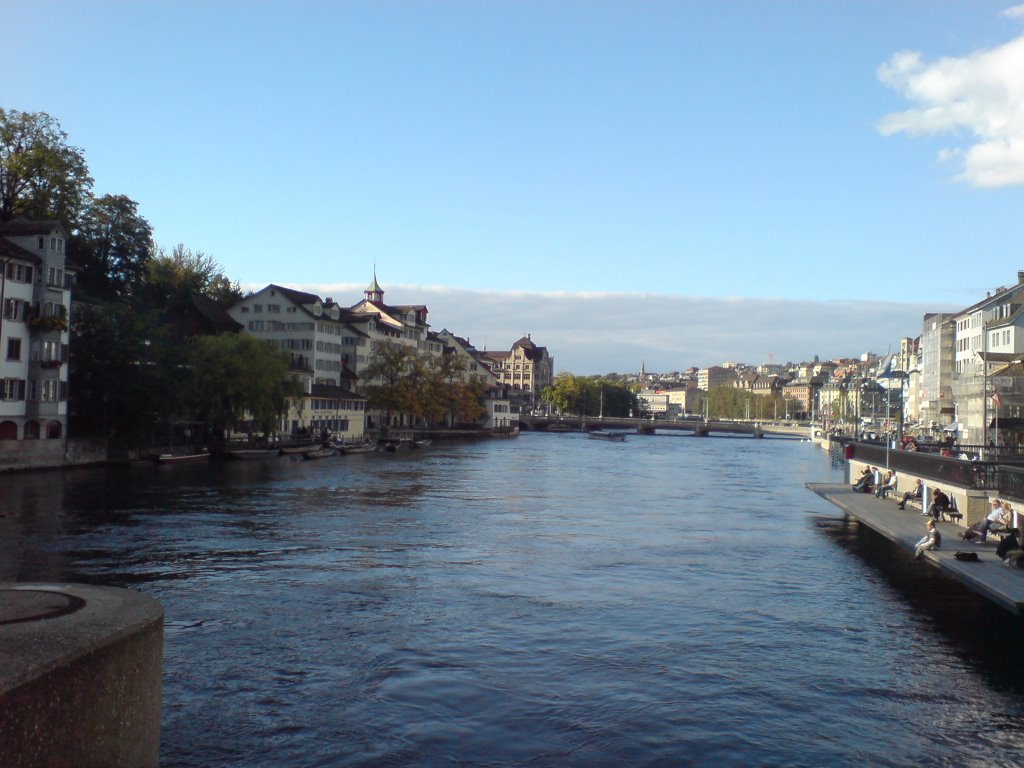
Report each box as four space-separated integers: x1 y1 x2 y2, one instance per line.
484 335 554 408
0 220 73 444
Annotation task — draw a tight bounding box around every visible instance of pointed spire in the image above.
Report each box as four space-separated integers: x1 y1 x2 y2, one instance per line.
365 265 384 303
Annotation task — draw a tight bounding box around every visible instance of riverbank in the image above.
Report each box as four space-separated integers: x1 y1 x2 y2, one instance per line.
808 482 1024 614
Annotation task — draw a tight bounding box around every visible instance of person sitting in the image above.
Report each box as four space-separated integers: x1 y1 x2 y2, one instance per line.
896 479 924 510
875 470 898 499
913 519 941 561
852 466 873 493
965 498 1010 542
997 529 1021 565
926 488 951 520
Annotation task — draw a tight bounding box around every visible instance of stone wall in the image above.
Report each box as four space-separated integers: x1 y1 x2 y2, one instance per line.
0 584 163 768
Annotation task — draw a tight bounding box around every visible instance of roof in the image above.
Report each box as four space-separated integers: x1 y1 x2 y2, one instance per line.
0 237 42 264
266 284 322 306
189 293 243 332
310 383 365 400
0 218 66 237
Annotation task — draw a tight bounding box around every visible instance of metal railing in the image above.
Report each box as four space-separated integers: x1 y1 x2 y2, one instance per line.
844 440 1010 497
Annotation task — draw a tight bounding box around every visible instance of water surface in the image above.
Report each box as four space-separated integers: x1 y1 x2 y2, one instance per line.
3 433 1023 767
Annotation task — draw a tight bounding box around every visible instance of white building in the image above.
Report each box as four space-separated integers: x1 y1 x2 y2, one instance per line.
0 220 73 444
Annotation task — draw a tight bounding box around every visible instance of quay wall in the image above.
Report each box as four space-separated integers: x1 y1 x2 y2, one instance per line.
846 456 992 526
0 437 108 473
0 584 164 768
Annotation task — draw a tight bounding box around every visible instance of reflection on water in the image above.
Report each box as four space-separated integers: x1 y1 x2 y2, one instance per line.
3 433 1024 767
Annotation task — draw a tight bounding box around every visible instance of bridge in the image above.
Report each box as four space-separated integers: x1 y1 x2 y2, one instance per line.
518 415 811 439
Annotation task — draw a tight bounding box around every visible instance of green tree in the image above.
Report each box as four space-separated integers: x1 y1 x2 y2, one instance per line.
70 194 155 301
0 108 92 224
68 300 188 448
144 243 243 309
190 334 300 437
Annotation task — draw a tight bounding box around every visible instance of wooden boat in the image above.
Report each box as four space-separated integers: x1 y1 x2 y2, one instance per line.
279 442 319 455
588 430 626 442
153 451 209 464
302 446 336 460
222 448 281 460
338 442 376 455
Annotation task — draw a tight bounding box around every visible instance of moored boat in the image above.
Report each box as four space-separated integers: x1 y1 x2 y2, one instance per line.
153 451 210 464
338 442 376 455
279 442 319 455
302 446 336 460
588 430 626 442
222 448 281 460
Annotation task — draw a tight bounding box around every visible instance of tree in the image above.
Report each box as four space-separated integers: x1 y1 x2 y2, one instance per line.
190 334 300 438
425 353 485 427
359 343 420 430
69 300 189 448
0 108 92 224
70 194 155 301
144 244 243 309
541 374 637 417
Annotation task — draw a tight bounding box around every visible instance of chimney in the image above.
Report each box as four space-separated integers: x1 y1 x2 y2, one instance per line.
1018 271 1024 284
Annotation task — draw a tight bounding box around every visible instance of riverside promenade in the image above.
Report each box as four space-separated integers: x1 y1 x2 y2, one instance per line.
808 483 1024 615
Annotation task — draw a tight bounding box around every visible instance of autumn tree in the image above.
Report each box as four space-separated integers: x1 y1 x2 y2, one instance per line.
360 343 420 430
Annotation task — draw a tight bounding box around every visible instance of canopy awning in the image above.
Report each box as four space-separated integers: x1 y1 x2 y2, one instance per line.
990 417 1024 430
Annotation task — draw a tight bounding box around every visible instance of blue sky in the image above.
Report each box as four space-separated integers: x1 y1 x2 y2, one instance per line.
3 1 1022 373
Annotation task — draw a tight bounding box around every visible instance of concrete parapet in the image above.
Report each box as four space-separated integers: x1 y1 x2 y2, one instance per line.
0 583 164 768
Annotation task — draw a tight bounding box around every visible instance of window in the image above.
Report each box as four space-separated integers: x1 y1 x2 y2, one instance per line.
1 378 26 400
6 338 21 360
5 263 33 283
50 237 56 250
41 379 58 402
253 304 263 313
3 299 27 321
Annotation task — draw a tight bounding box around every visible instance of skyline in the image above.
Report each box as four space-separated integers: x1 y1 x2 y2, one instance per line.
3 1 1022 373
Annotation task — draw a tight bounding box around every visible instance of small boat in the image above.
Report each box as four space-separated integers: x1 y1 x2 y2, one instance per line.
279 442 319 455
411 439 432 449
588 430 626 442
302 446 336 460
338 442 376 455
222 448 281 460
153 451 209 464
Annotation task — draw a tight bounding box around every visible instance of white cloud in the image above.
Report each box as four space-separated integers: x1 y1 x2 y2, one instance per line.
876 34 1024 187
1001 5 1024 19
262 282 944 376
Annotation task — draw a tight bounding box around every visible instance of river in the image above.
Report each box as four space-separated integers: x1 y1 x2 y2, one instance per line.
3 432 1024 767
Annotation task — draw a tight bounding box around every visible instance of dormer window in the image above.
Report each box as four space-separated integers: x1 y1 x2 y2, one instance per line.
37 236 45 250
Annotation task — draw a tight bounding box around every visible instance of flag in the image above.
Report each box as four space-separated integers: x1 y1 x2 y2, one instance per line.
992 389 1001 407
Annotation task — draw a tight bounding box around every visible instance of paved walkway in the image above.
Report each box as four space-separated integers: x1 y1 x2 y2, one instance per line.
807 482 1024 615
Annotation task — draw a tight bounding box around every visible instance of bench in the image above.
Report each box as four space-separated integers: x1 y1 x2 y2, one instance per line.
940 497 963 523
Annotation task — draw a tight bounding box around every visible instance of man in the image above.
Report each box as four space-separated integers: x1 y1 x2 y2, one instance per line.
926 488 951 520
896 478 923 510
852 466 873 493
977 498 1008 542
875 470 898 499
913 519 941 561
853 466 877 494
